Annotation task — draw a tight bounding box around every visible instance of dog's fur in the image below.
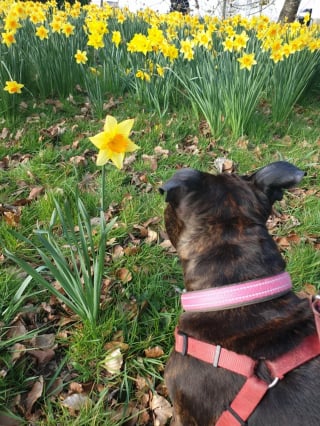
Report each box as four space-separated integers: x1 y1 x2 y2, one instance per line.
160 162 320 426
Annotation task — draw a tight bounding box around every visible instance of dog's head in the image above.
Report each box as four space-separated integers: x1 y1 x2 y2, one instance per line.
160 161 304 255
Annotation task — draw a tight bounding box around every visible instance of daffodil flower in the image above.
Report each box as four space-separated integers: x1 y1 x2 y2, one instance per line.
89 115 139 169
4 80 24 94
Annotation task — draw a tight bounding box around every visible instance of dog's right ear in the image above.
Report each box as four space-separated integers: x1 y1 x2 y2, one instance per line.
247 161 305 204
159 168 202 206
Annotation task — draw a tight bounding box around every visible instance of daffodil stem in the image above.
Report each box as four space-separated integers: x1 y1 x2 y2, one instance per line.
101 165 106 213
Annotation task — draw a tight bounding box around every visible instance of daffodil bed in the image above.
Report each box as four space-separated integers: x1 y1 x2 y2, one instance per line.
1 0 320 131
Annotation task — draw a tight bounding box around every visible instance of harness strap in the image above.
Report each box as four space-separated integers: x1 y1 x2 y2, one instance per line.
216 376 268 426
175 300 320 426
175 329 256 377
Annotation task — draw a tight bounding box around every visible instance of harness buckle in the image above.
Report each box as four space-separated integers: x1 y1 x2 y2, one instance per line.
213 345 222 367
268 377 279 389
178 331 188 356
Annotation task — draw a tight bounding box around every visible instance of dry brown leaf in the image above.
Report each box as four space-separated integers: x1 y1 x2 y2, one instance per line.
299 283 317 297
70 155 87 166
29 333 55 349
61 393 92 412
0 128 10 139
214 157 235 173
124 246 139 256
144 346 164 358
3 210 21 227
11 343 26 363
25 376 44 415
7 319 27 339
274 236 290 249
112 245 124 260
135 375 148 390
104 341 129 352
154 146 169 157
69 382 83 393
102 348 123 374
28 349 55 365
28 186 44 200
142 154 158 171
116 267 132 283
39 122 66 141
159 239 174 250
150 393 173 426
146 229 158 244
47 377 64 397
142 216 161 227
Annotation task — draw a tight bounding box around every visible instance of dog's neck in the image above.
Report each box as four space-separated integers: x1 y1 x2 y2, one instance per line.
181 272 292 312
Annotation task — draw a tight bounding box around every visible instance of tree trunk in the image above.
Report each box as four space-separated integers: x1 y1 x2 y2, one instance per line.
278 0 302 23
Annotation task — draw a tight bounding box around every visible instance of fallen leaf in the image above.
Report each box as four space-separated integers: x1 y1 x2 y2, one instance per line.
112 245 124 260
69 382 83 393
27 186 44 200
61 393 92 412
3 210 21 227
142 154 158 171
28 349 55 365
29 333 55 349
116 268 132 283
146 229 158 244
144 346 164 358
214 157 235 173
150 393 173 426
102 348 123 374
70 155 87 166
25 376 44 415
154 146 169 157
11 343 26 363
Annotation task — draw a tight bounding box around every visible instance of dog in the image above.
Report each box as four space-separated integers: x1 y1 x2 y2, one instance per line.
160 162 320 426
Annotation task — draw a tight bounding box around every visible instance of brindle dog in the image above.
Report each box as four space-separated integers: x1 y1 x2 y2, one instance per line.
160 161 320 426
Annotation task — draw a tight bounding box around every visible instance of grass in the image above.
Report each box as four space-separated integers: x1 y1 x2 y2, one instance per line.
0 77 320 424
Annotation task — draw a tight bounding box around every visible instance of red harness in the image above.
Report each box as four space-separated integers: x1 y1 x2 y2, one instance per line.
175 297 320 426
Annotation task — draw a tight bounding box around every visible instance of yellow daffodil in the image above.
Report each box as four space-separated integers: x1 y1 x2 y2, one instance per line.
62 22 75 38
89 115 139 169
156 65 165 77
111 30 121 47
222 37 234 52
127 33 152 55
4 80 24 94
233 31 249 51
180 39 194 61
35 25 49 40
87 32 104 49
1 31 16 47
135 70 151 82
237 53 257 71
74 49 88 64
4 16 21 32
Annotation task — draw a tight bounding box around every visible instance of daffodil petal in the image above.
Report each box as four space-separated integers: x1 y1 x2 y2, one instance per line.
89 132 107 149
109 152 125 169
96 149 111 166
104 115 117 133
125 139 140 153
117 119 134 138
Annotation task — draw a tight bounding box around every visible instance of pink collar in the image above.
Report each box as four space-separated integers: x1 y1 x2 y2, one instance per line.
181 272 292 312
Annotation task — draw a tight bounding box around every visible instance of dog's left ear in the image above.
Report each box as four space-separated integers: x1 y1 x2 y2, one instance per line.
247 161 305 203
159 168 202 206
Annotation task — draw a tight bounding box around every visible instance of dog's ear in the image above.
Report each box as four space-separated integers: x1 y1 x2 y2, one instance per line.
159 168 202 205
247 161 305 203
